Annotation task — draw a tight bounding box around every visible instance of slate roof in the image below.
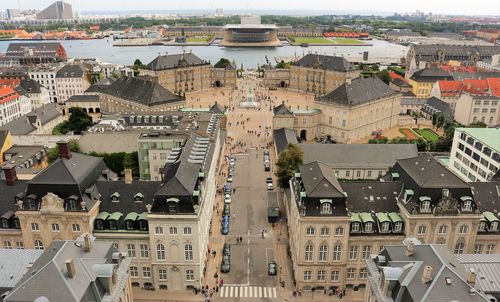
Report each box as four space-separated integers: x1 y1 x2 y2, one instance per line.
422 96 453 118
300 143 418 169
470 181 500 213
412 44 500 58
378 244 491 302
456 253 500 294
0 103 62 135
66 94 99 103
273 128 298 155
209 101 225 114
273 102 293 116
0 249 43 291
144 53 209 71
410 68 454 82
294 54 356 72
0 180 28 222
16 79 43 94
55 64 87 78
342 181 402 213
298 161 345 198
85 77 115 93
392 77 411 87
5 42 62 58
102 76 183 106
316 77 398 107
96 179 161 214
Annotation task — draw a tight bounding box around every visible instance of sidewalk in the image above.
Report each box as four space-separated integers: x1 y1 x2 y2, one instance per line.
132 288 204 302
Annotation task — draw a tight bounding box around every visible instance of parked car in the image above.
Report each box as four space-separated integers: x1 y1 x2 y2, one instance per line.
221 221 229 235
224 184 232 195
264 163 270 171
227 173 233 182
223 204 230 216
223 215 230 224
224 194 232 204
263 150 269 156
229 157 236 166
223 243 231 256
228 165 234 173
266 177 273 190
267 261 277 276
221 255 231 273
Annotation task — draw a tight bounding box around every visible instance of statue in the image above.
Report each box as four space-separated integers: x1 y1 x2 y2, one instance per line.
40 193 64 213
434 196 459 216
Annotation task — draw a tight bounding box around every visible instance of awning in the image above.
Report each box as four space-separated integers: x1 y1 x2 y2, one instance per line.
376 212 390 223
138 212 148 221
96 211 110 220
167 197 180 203
483 211 499 223
389 212 403 223
294 172 301 178
351 213 361 223
405 189 414 196
391 172 399 178
109 212 123 221
125 212 139 221
360 212 374 223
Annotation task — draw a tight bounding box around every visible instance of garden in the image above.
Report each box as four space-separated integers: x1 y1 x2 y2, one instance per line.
413 128 440 142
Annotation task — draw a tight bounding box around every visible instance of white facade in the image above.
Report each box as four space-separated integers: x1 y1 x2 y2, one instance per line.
28 66 60 103
454 95 500 127
25 86 51 109
0 88 30 126
449 128 500 182
56 75 91 103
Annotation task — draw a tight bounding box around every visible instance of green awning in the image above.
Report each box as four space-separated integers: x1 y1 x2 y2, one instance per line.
134 193 144 199
125 212 139 221
193 190 200 197
405 189 414 196
389 212 403 223
300 192 307 198
96 211 110 220
138 212 148 221
360 212 374 223
483 211 499 223
109 212 123 221
167 197 180 203
351 213 361 223
376 212 390 223
460 196 473 202
320 199 332 204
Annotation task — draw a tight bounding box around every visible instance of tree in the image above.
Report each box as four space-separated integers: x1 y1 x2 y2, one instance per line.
47 139 80 163
123 152 139 176
52 107 93 135
468 121 487 128
415 138 428 152
276 144 304 187
432 113 438 129
214 58 231 69
436 113 445 130
133 59 143 68
377 70 391 84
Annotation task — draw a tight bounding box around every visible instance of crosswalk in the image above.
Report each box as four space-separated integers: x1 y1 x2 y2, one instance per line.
219 286 277 299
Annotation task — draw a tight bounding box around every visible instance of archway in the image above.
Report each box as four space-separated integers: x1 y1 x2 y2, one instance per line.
82 108 87 113
300 129 307 141
88 108 94 113
95 108 101 113
280 81 285 88
215 80 221 87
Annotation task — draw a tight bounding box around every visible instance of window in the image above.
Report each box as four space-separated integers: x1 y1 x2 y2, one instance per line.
317 270 326 281
303 270 312 281
462 200 472 212
380 222 389 232
320 202 332 215
51 223 60 232
140 244 149 258
359 268 368 279
34 240 44 250
346 268 356 280
479 221 487 232
155 226 164 235
186 269 195 281
349 246 359 260
184 244 193 261
306 227 315 236
473 244 483 254
420 200 431 213
362 246 372 259
16 242 24 249
72 224 80 232
356 171 361 178
486 244 496 254
335 227 344 236
31 222 39 231
333 244 342 261
143 267 152 278
365 223 373 232
318 244 328 262
184 227 192 235
331 270 340 282
320 227 330 236
351 222 360 232
158 268 168 280
305 244 314 261
367 171 372 178
127 244 136 258
454 241 465 254
157 244 166 260
417 225 427 235
130 266 138 277
491 221 499 231
169 227 178 235
459 225 469 235
345 171 350 177
3 241 12 249
438 225 447 235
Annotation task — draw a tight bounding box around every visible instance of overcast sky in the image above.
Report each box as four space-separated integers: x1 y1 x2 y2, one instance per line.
1 0 500 16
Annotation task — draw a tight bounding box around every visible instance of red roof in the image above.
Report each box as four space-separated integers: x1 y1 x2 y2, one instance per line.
487 78 500 97
438 78 500 98
0 87 20 105
388 71 406 82
440 65 477 73
463 79 489 95
0 79 20 89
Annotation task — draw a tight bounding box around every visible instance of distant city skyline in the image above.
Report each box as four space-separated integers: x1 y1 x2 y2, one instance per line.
1 0 500 16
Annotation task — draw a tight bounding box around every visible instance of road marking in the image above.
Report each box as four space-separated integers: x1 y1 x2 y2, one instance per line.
244 286 248 297
273 287 277 297
263 287 268 298
248 286 253 298
258 286 262 298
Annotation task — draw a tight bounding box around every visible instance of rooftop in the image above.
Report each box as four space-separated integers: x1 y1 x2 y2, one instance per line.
0 249 43 290
456 128 500 151
294 54 356 72
143 53 209 71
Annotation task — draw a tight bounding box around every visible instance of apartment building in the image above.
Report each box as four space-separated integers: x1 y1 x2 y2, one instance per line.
454 95 500 126
286 154 499 292
15 79 51 109
28 65 60 102
0 86 31 126
55 64 91 103
408 68 453 99
449 128 500 182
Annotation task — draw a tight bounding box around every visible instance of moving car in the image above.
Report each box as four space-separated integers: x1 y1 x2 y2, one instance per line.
227 173 233 182
267 261 277 276
266 177 273 190
224 194 232 204
221 255 231 273
223 243 231 256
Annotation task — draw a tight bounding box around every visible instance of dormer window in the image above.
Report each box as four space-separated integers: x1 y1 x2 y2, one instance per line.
479 221 486 231
460 196 473 212
126 221 135 230
66 195 78 211
96 220 104 230
109 220 117 230
442 188 449 198
492 221 499 231
380 222 390 233
134 193 144 202
111 192 120 202
365 222 373 232
403 189 414 203
320 199 332 215
351 222 360 232
26 195 37 210
394 222 403 233
1 219 8 228
166 198 179 213
419 196 431 213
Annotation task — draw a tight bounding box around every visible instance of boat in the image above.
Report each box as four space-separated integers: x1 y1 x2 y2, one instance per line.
300 43 309 47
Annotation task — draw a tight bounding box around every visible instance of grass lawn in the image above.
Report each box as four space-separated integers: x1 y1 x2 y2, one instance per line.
289 36 333 44
413 128 440 142
186 36 212 43
330 37 363 44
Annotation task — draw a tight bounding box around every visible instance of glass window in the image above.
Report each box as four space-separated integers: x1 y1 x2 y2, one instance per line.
3 241 12 249
349 246 359 260
331 270 340 282
473 244 483 254
417 225 427 235
346 268 356 280
140 244 149 258
16 242 24 249
317 270 326 281
454 242 464 254
130 266 138 277
143 267 152 278
31 222 39 231
186 269 195 281
362 246 372 259
157 244 166 260
51 223 60 232
394 222 403 233
459 225 469 235
184 227 192 235
127 244 136 257
365 222 373 232
155 226 164 235
169 227 178 235
486 244 496 254
335 227 344 236
351 222 360 232
320 202 332 215
158 268 168 280
303 270 312 281
333 244 342 261
306 227 315 236
320 227 330 236
420 200 431 213
184 244 193 261
359 268 368 279
438 225 447 235
34 240 44 250
318 244 328 262
462 200 472 212
305 244 313 261
72 224 80 232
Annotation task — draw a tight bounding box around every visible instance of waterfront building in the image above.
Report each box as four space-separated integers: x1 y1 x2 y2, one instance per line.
449 128 500 182
221 15 281 47
365 244 494 302
3 42 67 66
36 1 74 20
55 64 91 103
286 154 500 292
408 68 454 99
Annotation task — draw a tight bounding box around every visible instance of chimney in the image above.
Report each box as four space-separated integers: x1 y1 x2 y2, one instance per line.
2 164 18 186
124 168 133 184
57 140 72 159
467 271 477 286
83 234 92 252
422 265 433 283
406 241 415 256
66 259 76 278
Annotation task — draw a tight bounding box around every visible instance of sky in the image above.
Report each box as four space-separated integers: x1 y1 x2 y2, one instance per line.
1 0 500 16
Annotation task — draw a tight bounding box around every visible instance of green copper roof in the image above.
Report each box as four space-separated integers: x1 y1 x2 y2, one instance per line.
360 212 374 223
96 211 110 220
389 212 403 223
483 211 499 223
134 192 144 199
125 212 139 221
457 128 500 151
376 212 390 223
109 212 123 221
351 213 361 223
138 212 148 221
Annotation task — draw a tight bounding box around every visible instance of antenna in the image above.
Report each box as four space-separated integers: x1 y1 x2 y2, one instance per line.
18 0 21 11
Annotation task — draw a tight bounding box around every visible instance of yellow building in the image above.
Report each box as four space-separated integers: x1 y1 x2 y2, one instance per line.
0 130 13 164
408 68 454 99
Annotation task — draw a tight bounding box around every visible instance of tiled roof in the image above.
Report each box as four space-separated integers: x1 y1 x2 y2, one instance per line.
144 53 209 70
0 103 62 135
298 161 345 198
0 86 20 105
437 78 500 98
273 102 293 115
55 64 87 78
0 249 43 289
422 96 453 118
294 54 356 72
410 68 454 82
17 79 43 94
